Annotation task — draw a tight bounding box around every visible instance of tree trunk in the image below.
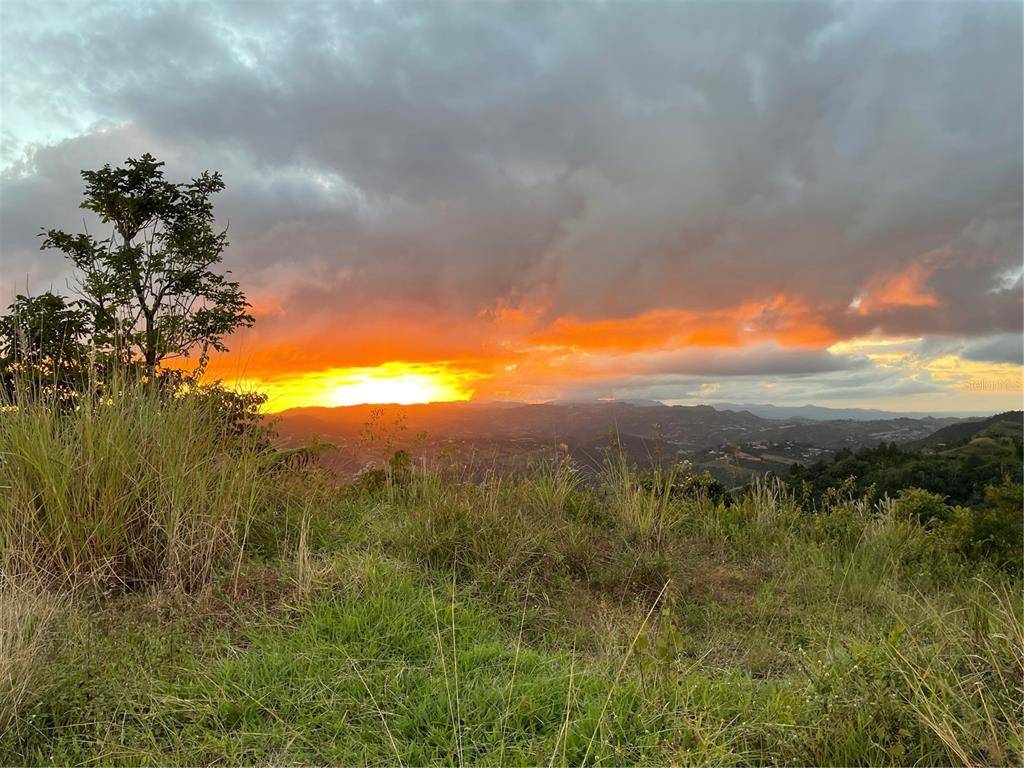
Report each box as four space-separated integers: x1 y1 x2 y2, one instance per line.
144 313 157 373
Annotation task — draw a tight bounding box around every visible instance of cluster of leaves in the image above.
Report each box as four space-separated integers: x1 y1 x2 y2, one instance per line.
0 292 93 400
943 479 1024 571
801 475 1023 573
782 415 1023 571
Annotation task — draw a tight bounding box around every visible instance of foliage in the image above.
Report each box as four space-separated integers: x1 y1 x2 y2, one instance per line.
0 293 92 399
946 478 1024 571
0 293 90 369
1 389 1021 765
188 383 270 442
669 469 727 504
893 487 953 527
789 419 1023 508
3 449 1020 766
39 154 253 370
0 376 282 590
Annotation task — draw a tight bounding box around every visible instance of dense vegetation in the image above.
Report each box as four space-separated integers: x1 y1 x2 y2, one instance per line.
1 380 1021 766
788 411 1022 509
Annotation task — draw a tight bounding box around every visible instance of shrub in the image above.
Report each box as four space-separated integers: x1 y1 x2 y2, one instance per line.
671 470 726 505
893 487 952 528
946 479 1024 571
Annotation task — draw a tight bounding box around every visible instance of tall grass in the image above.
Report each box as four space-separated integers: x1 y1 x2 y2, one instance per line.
887 581 1024 766
0 377 277 590
387 468 567 584
0 574 61 733
520 455 580 518
1 380 1020 765
600 444 679 548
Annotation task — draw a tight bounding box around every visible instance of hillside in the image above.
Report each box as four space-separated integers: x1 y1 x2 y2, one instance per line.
908 410 1023 449
3 383 1020 766
273 401 967 479
711 402 990 421
790 412 1023 507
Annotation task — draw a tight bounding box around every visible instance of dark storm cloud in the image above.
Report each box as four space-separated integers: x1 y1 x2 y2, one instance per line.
1 0 1021 385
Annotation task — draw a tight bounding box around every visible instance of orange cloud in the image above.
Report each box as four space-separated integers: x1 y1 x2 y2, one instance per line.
536 308 703 351
532 294 837 353
685 326 742 347
189 270 1013 409
854 258 941 314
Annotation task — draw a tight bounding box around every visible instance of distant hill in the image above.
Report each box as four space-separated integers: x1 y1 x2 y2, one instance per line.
908 411 1023 449
711 402 988 421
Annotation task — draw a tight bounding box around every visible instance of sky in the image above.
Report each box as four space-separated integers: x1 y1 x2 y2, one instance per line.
1 0 1022 413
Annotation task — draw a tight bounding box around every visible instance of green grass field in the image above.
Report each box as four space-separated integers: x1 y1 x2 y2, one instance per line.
1 385 1021 766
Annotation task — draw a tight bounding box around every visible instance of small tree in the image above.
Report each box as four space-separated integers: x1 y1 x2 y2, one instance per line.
41 154 254 372
0 292 91 398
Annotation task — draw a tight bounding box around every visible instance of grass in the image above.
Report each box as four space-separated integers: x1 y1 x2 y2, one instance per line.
0 383 1021 766
601 446 679 549
0 574 62 734
0 377 295 591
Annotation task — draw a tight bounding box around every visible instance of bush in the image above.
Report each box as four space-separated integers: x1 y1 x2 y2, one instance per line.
671 470 727 504
946 479 1023 571
893 487 952 528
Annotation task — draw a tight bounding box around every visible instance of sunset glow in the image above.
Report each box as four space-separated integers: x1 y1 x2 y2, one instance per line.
243 363 481 413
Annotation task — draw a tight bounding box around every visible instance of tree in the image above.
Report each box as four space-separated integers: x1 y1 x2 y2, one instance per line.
0 292 91 397
40 154 254 372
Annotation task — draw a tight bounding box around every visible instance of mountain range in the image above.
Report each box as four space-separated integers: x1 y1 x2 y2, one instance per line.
273 400 981 482
708 403 993 421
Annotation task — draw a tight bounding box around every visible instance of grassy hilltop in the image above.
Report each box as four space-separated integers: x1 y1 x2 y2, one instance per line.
1 383 1022 766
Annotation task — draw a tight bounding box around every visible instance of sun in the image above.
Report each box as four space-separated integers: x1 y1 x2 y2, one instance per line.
327 366 470 407
240 362 479 412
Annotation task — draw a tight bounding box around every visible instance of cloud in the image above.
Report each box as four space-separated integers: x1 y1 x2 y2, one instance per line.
961 335 1024 366
0 1 1020 408
913 333 1024 368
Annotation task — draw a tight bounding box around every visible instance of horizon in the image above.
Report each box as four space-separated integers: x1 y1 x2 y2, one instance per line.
265 395 1006 421
2 2 1022 412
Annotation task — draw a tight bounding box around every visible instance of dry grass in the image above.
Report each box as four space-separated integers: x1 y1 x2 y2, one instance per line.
887 581 1024 766
0 573 62 732
600 445 679 548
